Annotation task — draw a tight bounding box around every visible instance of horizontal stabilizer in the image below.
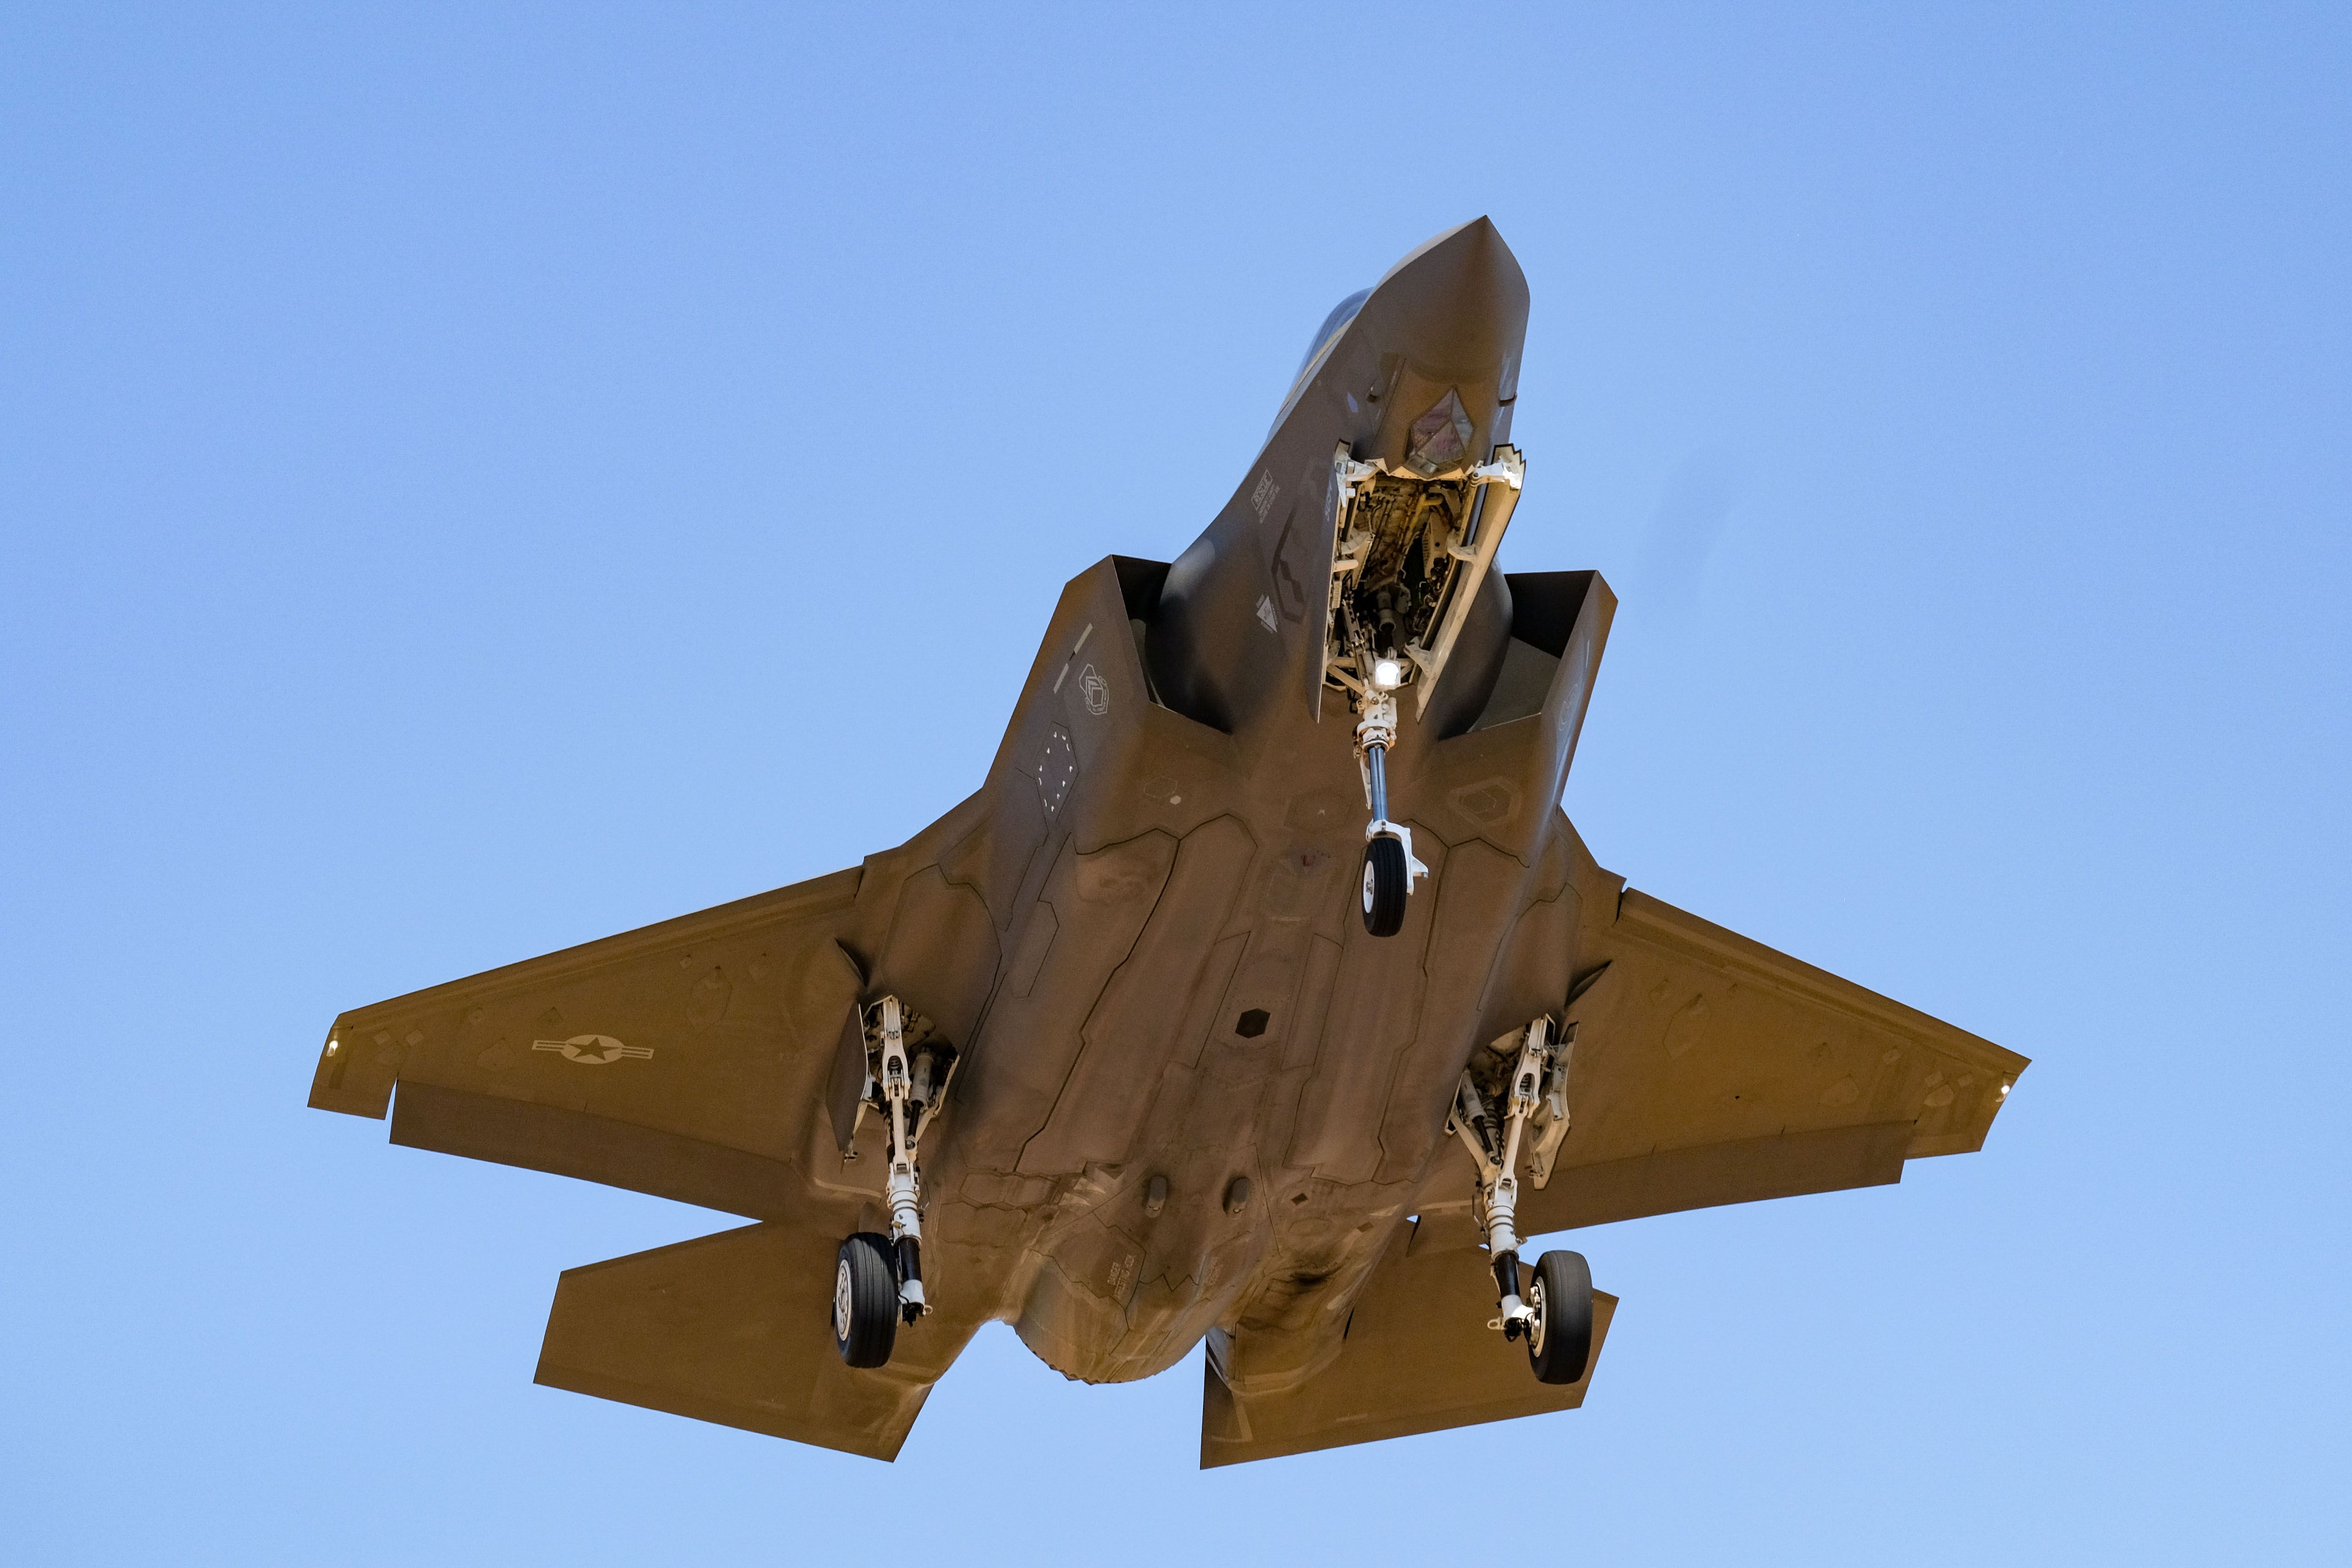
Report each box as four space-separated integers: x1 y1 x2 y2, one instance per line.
535 1220 979 1463
1200 1224 1616 1467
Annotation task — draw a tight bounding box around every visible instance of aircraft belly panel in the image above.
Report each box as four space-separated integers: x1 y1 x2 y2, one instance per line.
1374 836 1536 1184
939 790 1048 933
954 833 1173 1172
1283 832 1443 1183
1471 874 1581 1042
1018 817 1255 1174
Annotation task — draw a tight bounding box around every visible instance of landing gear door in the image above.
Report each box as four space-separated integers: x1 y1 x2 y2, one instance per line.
826 1001 871 1156
1414 444 1523 719
1308 441 1354 723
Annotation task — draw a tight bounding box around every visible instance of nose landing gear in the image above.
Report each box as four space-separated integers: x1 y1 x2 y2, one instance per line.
1445 1015 1593 1384
1356 691 1428 937
1322 440 1524 937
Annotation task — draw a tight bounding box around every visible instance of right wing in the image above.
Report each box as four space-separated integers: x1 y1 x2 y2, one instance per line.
1515 887 2029 1236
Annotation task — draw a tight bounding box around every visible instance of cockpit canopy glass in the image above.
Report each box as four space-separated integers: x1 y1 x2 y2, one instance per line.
1294 288 1372 383
1271 287 1372 434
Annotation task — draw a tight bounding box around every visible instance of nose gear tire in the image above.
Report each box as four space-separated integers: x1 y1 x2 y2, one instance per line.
1362 834 1409 937
832 1232 900 1368
1526 1248 1593 1384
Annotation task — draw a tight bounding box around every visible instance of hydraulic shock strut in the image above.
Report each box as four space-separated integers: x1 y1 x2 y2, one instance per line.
1451 1019 1562 1337
873 997 928 1324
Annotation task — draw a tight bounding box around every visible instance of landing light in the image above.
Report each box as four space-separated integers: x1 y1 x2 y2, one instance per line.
1372 657 1404 689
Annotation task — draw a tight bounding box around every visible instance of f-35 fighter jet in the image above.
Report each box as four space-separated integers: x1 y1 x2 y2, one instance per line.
309 218 2026 1466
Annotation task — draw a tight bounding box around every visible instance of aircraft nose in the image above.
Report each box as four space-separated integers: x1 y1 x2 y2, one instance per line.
1367 216 1529 376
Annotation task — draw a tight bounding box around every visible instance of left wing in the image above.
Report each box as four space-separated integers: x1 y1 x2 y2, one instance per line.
308 859 1015 1459
309 867 875 1218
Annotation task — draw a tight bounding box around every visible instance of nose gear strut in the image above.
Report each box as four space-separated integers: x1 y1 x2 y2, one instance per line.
1355 691 1429 936
1323 439 1524 936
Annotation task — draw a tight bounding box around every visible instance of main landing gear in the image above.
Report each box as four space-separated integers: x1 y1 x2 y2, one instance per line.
831 995 958 1369
1445 1015 1593 1384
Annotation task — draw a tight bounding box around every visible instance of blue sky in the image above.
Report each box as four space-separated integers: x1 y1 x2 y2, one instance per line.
4 4 2347 1562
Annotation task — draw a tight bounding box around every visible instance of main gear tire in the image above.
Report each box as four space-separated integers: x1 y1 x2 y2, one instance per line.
1526 1248 1593 1385
832 1232 899 1368
1361 833 1408 937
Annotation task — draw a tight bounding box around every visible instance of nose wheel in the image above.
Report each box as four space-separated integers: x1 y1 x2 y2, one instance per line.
1353 692 1428 937
1362 834 1409 936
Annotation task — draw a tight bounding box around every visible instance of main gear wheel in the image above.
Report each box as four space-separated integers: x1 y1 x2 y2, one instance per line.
831 1232 899 1368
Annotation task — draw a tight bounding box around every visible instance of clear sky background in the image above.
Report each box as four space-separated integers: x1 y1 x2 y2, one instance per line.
5 4 2347 1563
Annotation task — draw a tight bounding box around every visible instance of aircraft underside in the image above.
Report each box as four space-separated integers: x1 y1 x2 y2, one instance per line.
309 217 2025 1466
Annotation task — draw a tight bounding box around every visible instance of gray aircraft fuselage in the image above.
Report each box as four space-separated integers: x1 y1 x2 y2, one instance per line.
865 218 1607 1396
314 215 2021 1464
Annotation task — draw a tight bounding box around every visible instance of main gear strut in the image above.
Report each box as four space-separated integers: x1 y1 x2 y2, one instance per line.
1446 1016 1577 1342
841 996 958 1330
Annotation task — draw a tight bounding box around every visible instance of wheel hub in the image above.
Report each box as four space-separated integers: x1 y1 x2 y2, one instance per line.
832 1258 853 1341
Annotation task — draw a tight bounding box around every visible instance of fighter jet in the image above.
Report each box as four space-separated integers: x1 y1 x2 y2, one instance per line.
308 218 2026 1466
